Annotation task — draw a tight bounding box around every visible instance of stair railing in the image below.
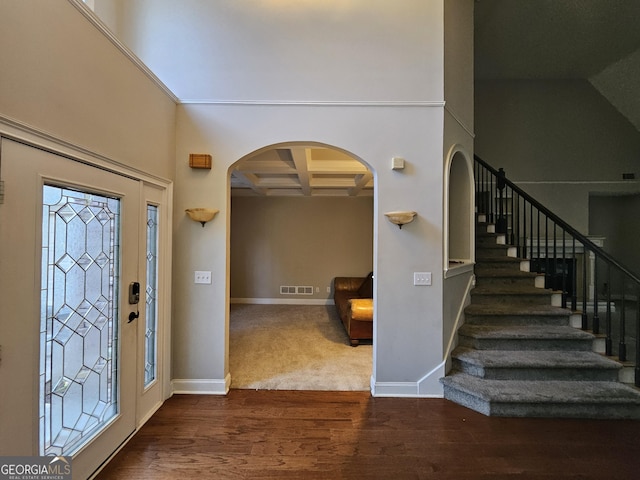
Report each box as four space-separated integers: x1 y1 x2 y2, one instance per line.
475 155 640 387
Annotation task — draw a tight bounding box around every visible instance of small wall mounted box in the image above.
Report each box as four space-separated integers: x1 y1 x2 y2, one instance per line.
392 157 405 170
189 153 212 169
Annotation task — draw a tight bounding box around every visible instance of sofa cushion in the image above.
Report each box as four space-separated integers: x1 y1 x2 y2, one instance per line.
357 271 374 298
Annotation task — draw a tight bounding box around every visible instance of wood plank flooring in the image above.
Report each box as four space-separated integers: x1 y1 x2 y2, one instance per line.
95 390 640 479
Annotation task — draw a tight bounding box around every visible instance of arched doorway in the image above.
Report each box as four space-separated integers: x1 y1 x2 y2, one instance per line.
227 142 375 391
444 146 474 274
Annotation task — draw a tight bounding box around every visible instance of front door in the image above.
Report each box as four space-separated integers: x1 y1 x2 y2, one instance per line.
0 139 140 478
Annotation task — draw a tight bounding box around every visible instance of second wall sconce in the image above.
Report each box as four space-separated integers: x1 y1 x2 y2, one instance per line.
186 208 219 227
384 211 417 229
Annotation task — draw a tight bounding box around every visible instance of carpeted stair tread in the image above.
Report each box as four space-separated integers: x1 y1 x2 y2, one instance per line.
441 372 640 418
472 284 552 295
475 256 526 265
474 267 538 278
452 347 621 371
458 324 594 342
465 303 569 317
442 372 640 404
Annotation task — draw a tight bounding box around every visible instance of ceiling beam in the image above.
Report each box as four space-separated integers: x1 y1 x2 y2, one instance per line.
348 172 373 196
290 148 311 196
231 170 267 196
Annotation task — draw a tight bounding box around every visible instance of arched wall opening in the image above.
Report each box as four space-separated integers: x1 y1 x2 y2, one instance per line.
444 146 474 277
226 141 375 391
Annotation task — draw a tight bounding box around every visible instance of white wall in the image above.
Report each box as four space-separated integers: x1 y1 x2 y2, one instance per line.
100 0 443 103
475 80 640 234
174 103 446 395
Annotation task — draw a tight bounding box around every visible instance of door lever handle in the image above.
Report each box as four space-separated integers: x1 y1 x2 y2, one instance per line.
128 310 139 323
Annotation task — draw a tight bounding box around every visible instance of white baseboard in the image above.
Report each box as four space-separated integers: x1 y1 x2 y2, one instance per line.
231 297 334 306
371 362 445 398
171 375 230 395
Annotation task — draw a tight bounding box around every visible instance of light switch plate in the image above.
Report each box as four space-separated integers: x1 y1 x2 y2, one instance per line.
413 272 431 286
195 271 212 284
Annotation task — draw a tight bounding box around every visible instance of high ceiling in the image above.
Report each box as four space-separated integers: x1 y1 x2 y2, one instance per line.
474 0 640 132
231 146 373 197
91 1 640 197
474 0 640 80
235 1 640 197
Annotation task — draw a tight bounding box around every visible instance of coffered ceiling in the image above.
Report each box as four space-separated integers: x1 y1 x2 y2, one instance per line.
230 146 373 197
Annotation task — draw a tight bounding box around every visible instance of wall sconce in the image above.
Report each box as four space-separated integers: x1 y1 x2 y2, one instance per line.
185 208 219 227
384 211 417 229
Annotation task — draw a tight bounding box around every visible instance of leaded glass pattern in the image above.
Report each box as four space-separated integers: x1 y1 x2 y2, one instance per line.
40 185 120 456
145 205 158 386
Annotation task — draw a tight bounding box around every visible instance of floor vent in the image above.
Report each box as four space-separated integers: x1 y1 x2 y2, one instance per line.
280 285 314 295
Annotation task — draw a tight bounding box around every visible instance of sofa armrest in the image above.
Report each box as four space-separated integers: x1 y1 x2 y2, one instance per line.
348 298 373 321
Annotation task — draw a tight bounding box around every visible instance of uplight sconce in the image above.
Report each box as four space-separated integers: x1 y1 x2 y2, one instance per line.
185 208 219 227
384 211 417 229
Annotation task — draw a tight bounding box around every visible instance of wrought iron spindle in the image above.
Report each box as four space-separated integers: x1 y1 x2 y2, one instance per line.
605 263 612 356
619 277 627 362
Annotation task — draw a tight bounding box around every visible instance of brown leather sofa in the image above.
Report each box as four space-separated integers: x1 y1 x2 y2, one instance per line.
333 272 373 346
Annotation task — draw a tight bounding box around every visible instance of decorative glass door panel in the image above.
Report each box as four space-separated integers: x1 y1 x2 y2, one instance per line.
144 204 158 386
40 185 121 456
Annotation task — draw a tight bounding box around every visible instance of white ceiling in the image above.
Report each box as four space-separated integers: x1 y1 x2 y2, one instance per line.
231 146 373 197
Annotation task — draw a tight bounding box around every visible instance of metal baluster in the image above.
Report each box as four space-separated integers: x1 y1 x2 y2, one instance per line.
593 254 600 335
561 229 567 308
636 287 640 387
510 186 514 244
619 277 626 362
530 202 534 261
545 215 549 288
605 264 612 356
553 222 557 295
582 244 588 330
522 195 527 259
571 236 577 311
536 209 541 271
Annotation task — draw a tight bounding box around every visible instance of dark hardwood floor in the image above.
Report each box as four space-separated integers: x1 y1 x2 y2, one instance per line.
96 390 640 479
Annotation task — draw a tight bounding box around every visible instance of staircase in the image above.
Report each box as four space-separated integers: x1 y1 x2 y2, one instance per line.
441 214 640 418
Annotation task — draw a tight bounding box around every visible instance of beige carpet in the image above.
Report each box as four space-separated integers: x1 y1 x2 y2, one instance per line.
229 304 372 391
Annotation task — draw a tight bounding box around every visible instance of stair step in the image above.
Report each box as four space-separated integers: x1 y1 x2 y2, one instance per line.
458 324 595 351
476 233 506 245
465 303 571 326
470 285 555 305
441 372 640 418
475 256 530 271
474 268 541 287
476 244 517 258
452 347 621 381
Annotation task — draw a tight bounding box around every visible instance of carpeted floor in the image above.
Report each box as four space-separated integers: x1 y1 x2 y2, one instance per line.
229 303 372 391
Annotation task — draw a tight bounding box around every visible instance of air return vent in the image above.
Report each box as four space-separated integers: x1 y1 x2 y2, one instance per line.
280 285 314 295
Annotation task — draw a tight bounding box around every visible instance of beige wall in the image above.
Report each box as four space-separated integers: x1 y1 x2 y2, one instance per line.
0 0 176 179
230 196 373 301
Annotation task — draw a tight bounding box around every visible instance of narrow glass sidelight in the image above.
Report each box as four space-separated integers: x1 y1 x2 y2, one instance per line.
40 185 120 456
144 204 159 386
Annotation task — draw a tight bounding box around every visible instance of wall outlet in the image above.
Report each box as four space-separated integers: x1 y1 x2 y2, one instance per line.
413 272 431 286
194 271 212 284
